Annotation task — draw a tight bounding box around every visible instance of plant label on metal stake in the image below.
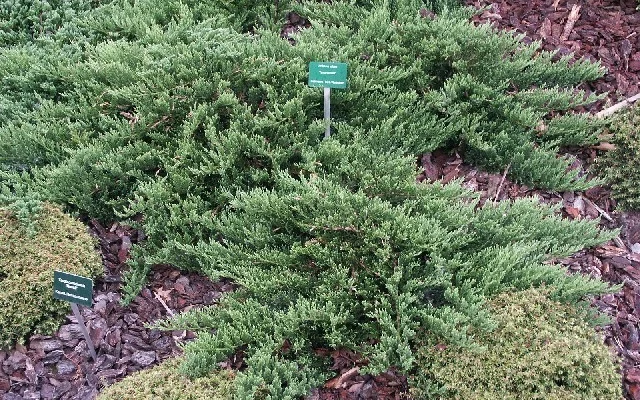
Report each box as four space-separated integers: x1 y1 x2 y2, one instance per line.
53 271 97 361
308 62 348 139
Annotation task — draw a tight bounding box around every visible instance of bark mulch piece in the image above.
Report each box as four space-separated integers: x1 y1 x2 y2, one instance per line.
459 0 640 395
282 11 311 44
466 0 640 111
565 233 640 400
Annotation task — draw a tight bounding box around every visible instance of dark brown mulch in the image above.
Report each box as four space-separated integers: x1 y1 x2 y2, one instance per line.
282 11 311 43
308 349 407 400
310 147 631 399
0 218 407 400
466 0 640 111
0 220 233 400
308 0 640 392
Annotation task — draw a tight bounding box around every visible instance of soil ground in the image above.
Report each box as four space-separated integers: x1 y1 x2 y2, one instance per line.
1 1 640 399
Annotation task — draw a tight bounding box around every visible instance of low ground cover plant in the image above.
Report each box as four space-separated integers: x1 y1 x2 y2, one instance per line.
0 203 101 348
596 105 640 210
411 289 622 399
97 357 234 400
0 0 623 398
152 167 616 398
0 0 111 45
0 0 607 299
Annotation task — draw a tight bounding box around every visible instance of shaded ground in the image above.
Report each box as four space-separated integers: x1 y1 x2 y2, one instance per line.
2 1 640 399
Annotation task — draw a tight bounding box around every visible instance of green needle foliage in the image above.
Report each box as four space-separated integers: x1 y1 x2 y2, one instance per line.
0 0 108 45
1 0 603 209
0 1 620 397
152 164 615 399
0 0 605 298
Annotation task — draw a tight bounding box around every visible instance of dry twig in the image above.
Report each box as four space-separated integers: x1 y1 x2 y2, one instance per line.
614 236 627 250
596 92 640 119
560 4 581 41
154 291 175 317
325 367 360 389
591 142 616 151
493 163 511 203
582 196 614 223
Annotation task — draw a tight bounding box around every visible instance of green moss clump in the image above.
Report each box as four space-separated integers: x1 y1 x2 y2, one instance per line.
410 289 622 400
97 357 235 400
0 203 102 348
596 105 640 210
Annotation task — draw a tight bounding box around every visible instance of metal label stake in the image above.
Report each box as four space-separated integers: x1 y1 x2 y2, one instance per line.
308 62 348 140
324 87 331 138
53 270 97 362
71 303 97 362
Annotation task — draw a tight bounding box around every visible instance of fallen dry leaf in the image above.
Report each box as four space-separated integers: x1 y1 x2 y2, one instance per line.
155 287 173 302
564 205 581 219
324 367 360 389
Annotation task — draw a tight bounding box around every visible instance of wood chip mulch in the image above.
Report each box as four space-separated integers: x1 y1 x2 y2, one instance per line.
460 0 640 397
467 0 640 111
420 149 640 400
2 2 640 399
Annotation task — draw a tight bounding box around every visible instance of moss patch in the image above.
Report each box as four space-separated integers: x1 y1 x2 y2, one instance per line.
97 357 235 400
0 203 101 348
410 289 622 400
596 105 640 210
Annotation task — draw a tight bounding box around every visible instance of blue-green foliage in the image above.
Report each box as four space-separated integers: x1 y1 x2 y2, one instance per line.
0 0 606 294
0 0 102 45
153 166 614 398
0 1 617 397
1 0 602 198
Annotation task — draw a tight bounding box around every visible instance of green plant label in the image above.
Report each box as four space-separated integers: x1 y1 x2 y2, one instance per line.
308 62 348 89
53 271 93 307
